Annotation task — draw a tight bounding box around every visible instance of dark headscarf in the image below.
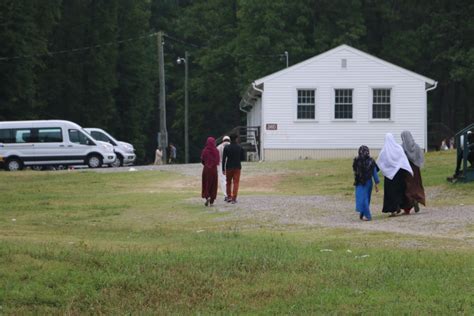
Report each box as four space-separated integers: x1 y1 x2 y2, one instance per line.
201 137 220 168
352 145 376 186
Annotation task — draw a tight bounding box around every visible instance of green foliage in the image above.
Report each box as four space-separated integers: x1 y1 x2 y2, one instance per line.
0 0 473 162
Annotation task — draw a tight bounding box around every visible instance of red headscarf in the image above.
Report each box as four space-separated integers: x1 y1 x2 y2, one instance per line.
201 137 220 168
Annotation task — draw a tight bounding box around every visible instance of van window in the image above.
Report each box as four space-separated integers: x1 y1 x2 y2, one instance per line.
15 129 33 143
38 128 63 142
0 129 13 143
0 129 36 143
69 129 94 145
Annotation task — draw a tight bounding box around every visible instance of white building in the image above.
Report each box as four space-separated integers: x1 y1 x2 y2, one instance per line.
240 44 437 161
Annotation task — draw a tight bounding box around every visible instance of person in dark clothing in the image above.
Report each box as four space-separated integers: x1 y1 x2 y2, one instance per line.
222 134 245 204
400 131 426 214
453 131 474 178
201 137 219 206
376 133 413 217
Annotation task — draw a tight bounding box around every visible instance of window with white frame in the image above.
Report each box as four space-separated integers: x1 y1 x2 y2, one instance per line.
297 89 315 119
372 88 391 119
334 89 353 119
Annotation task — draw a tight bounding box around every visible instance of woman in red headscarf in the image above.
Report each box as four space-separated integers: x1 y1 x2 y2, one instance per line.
201 137 220 206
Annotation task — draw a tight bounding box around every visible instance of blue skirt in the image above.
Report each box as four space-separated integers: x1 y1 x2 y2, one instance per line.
355 181 373 219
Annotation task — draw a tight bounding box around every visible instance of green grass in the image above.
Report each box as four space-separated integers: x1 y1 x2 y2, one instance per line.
1 153 473 314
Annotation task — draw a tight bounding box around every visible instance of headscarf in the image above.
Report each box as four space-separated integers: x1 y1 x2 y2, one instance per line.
401 130 424 168
352 145 376 186
376 133 413 180
201 137 220 168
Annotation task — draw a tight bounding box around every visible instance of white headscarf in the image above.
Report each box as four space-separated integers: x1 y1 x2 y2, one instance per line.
401 130 424 168
377 133 413 180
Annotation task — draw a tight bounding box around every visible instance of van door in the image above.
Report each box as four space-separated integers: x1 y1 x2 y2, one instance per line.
66 129 96 163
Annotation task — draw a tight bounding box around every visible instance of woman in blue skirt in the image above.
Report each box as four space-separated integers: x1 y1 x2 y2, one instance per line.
353 145 379 221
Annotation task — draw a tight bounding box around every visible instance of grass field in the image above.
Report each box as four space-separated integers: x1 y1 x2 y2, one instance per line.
0 151 473 314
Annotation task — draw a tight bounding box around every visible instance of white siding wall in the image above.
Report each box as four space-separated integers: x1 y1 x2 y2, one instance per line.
261 48 427 158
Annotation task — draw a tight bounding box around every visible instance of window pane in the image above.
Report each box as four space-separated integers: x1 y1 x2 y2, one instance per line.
297 89 316 119
334 89 353 119
38 128 63 142
0 129 13 143
69 129 89 145
372 89 391 119
91 131 109 142
14 129 33 143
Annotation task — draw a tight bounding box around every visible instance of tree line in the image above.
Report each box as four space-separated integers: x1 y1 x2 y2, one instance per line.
0 0 472 162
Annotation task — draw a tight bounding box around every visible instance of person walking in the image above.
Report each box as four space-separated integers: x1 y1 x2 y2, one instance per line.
400 131 426 214
353 145 379 221
168 143 177 164
222 134 245 204
376 133 413 217
201 137 219 206
217 136 230 201
154 147 163 165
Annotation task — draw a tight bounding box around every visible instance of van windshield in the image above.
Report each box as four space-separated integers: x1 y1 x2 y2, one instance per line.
90 130 117 146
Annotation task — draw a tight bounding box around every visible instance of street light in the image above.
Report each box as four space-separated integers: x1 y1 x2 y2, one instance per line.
283 51 289 68
177 51 189 164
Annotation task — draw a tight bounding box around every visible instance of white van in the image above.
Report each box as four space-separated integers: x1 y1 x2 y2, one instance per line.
84 128 136 167
0 120 116 171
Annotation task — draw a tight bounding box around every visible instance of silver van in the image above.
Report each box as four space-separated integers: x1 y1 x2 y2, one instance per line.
84 128 136 167
0 120 116 171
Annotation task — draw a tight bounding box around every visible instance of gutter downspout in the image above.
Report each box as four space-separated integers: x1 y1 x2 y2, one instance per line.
425 81 438 151
252 82 264 161
426 81 438 92
252 82 263 94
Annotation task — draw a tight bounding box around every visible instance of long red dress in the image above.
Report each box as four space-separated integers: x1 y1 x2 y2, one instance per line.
201 137 220 205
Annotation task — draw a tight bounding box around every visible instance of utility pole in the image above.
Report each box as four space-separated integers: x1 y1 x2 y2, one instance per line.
184 51 189 164
177 51 189 163
157 32 168 164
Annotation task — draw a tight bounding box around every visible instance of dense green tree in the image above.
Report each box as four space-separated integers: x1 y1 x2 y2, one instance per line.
0 0 473 161
168 0 240 161
114 0 155 162
0 0 60 120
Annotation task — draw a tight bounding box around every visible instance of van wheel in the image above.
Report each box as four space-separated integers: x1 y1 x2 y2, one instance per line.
110 155 123 168
86 154 102 168
5 158 23 171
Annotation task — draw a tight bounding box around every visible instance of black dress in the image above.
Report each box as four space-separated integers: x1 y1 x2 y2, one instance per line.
382 169 407 213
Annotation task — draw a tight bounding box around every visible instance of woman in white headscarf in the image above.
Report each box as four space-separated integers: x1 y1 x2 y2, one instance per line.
400 131 425 214
377 133 413 216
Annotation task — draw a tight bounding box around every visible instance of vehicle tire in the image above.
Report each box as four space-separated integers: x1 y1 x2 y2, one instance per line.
86 154 103 168
5 157 23 171
110 155 123 168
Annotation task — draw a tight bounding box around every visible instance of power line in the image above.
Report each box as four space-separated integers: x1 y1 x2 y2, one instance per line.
163 33 202 48
0 32 159 62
